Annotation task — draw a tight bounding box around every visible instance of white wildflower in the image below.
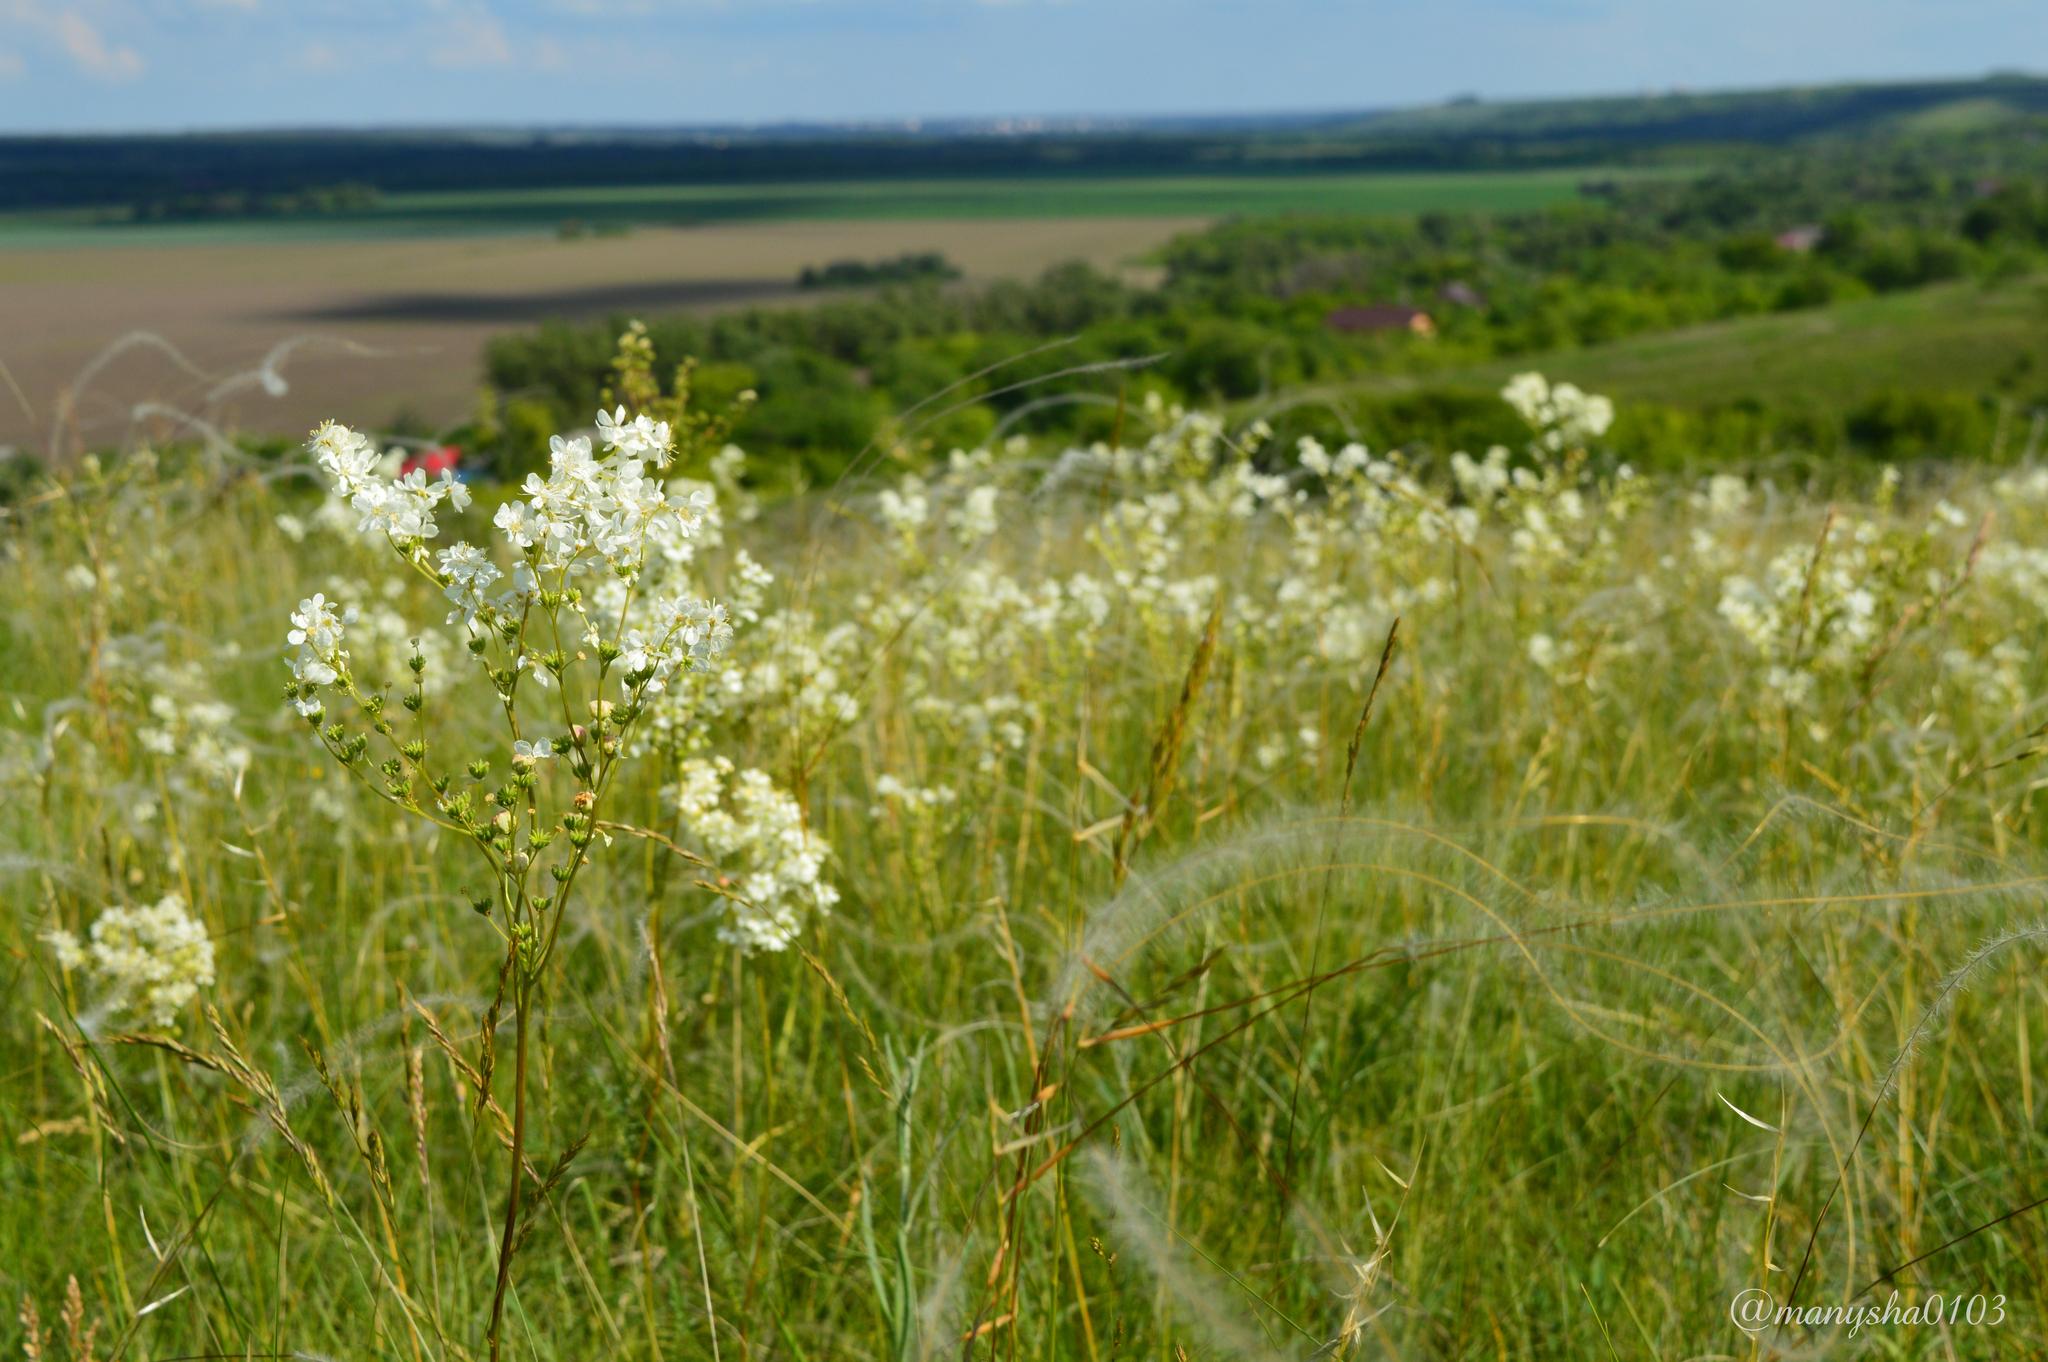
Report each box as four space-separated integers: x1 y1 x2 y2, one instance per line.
597 406 674 466
286 592 355 688
949 484 1001 544
666 757 836 954
1501 372 1613 452
44 893 216 1029
438 542 502 625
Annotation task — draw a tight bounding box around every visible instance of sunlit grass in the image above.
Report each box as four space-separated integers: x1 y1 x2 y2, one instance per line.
3 381 2046 1359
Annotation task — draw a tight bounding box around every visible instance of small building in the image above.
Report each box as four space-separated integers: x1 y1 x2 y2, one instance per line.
400 445 462 479
1437 281 1487 310
1325 305 1436 337
1775 225 1824 253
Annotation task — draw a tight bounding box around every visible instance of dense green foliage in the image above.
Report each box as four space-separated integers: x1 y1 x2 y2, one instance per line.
481 134 2048 481
799 252 961 290
129 182 382 223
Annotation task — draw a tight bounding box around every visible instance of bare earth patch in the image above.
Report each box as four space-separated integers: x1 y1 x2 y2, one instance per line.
0 215 1205 455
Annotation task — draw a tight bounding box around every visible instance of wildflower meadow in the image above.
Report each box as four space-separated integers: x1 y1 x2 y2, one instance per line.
5 332 2047 1360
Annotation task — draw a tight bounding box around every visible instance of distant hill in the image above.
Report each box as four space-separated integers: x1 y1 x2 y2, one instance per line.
3 73 2046 215
1328 72 2048 146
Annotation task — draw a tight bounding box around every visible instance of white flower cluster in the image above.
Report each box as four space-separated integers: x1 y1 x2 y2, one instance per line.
1253 718 1324 771
1944 639 2030 713
595 405 672 462
871 773 959 818
619 594 735 694
1980 540 2048 613
286 591 355 709
311 422 472 542
879 474 930 538
1994 467 2048 508
46 893 216 1029
911 693 1038 774
1714 503 1937 707
1500 372 1615 453
291 414 733 718
492 432 712 583
1982 468 2048 615
138 684 250 792
63 561 120 599
948 484 1001 544
1691 473 1753 521
844 374 1655 783
657 607 862 749
316 575 460 696
666 757 838 954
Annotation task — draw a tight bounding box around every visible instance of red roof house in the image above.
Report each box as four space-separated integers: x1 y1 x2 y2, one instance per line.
400 445 462 479
1325 305 1436 337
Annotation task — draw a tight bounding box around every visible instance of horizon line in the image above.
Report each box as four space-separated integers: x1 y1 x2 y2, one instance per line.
4 67 2041 142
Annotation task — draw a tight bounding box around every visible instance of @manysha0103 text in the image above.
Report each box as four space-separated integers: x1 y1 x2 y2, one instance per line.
1731 1288 2007 1337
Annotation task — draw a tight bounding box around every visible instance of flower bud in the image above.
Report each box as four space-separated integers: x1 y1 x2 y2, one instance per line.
573 790 597 812
490 810 513 835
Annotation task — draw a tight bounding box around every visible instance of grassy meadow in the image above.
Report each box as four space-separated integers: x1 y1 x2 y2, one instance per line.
3 352 2047 1362
1395 273 2048 417
1289 272 2048 472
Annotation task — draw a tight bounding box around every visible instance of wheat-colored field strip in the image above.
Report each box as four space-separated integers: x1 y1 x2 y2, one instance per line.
0 215 1204 453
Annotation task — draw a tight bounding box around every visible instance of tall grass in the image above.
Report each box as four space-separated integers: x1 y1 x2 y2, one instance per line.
3 381 2047 1360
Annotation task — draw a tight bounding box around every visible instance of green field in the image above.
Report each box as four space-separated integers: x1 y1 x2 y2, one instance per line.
1296 274 2048 443
1450 276 2048 410
0 165 1685 248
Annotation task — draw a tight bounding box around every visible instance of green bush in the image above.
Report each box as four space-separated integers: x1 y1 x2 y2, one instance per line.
1845 388 1993 457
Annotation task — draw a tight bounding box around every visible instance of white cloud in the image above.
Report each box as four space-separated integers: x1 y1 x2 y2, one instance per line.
426 4 514 67
51 8 141 77
2 2 144 80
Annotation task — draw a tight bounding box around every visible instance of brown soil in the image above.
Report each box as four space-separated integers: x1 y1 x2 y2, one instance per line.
0 216 1205 458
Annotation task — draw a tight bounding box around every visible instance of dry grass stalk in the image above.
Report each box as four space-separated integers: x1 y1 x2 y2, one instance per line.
1113 589 1227 885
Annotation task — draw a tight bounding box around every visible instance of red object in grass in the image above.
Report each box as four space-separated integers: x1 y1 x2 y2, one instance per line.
400 446 461 478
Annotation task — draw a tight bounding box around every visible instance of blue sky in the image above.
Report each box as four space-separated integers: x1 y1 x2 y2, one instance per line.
0 0 2043 133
